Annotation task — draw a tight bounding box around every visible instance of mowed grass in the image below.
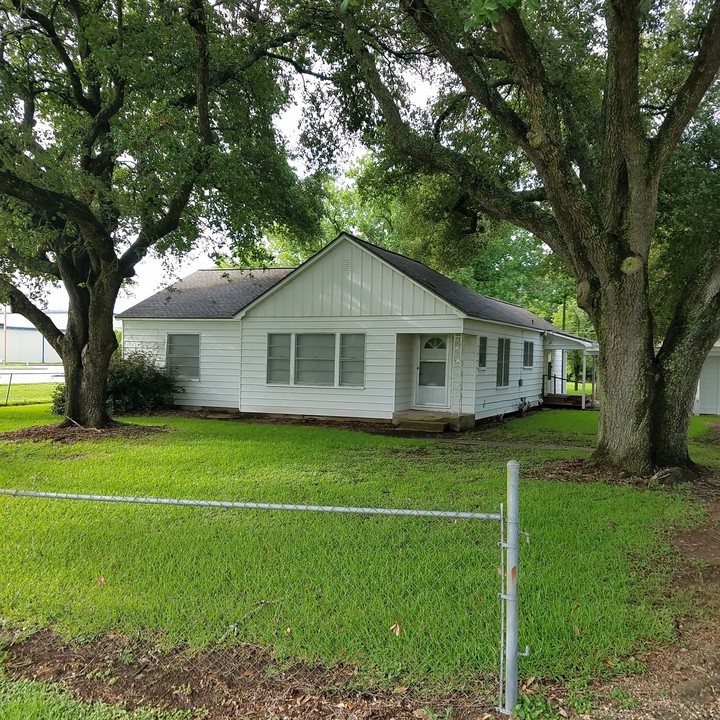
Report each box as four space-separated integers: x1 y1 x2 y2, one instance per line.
0 383 57 407
471 408 599 447
0 405 715 687
0 675 193 720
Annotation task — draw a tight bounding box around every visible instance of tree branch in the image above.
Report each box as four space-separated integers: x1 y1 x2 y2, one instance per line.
119 180 195 275
651 0 720 173
186 0 215 145
0 277 65 355
0 170 116 264
10 0 98 115
339 10 561 252
432 92 468 140
263 52 334 81
400 0 531 152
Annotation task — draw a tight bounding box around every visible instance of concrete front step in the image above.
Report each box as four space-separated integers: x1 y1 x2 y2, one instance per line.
395 420 449 432
392 410 475 433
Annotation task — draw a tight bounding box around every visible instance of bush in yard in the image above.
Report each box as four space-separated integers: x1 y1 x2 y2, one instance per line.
52 353 180 416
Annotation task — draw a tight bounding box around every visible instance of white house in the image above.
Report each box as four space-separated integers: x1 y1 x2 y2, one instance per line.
119 233 592 430
696 342 720 415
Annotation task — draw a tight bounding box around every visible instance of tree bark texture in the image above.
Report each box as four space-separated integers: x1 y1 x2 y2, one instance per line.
59 268 120 429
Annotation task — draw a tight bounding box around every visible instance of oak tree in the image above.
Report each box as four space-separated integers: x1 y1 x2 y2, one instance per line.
0 0 320 427
301 0 720 473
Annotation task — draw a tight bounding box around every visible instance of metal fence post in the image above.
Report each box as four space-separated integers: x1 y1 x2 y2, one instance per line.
503 459 520 715
4 373 12 405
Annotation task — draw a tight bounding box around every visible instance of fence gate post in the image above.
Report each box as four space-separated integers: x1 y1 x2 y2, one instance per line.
503 459 520 715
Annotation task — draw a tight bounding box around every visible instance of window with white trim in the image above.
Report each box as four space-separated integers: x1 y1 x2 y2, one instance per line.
266 333 365 387
340 334 366 386
496 337 510 388
267 334 291 384
478 336 487 368
166 334 200 380
295 333 335 385
523 341 534 368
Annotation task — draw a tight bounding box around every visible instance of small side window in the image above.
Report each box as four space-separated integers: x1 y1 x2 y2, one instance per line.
267 334 291 384
478 336 487 368
166 334 200 380
523 340 534 368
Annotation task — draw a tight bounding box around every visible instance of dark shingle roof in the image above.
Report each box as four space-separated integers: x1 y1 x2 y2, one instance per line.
117 268 294 319
348 235 565 333
119 234 578 338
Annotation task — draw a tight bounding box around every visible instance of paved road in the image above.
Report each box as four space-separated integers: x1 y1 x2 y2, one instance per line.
0 367 64 384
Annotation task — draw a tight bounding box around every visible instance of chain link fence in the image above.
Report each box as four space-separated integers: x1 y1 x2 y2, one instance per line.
0 463 523 715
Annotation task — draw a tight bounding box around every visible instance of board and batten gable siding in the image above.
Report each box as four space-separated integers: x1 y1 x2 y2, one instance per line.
121 319 241 409
239 317 464 419
246 239 458 319
463 320 544 420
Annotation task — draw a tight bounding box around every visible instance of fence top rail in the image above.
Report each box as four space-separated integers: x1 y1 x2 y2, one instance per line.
0 489 502 521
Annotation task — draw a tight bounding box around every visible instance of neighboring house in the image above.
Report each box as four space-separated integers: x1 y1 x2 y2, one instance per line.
118 233 593 429
696 341 720 415
1 311 66 364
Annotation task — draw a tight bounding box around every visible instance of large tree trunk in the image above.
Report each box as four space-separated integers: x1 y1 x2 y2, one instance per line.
590 272 658 474
58 268 120 429
588 262 712 474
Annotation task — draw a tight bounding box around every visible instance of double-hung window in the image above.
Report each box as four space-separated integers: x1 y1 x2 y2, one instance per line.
477 336 487 369
339 334 366 386
166 334 200 380
523 340 534 368
266 333 365 387
295 334 336 385
496 338 510 388
267 334 291 384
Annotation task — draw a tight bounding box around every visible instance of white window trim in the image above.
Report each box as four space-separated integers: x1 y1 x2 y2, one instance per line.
266 332 365 388
477 335 487 370
496 337 511 388
523 340 535 369
166 333 200 381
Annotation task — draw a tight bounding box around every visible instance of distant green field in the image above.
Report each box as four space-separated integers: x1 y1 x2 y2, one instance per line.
0 383 57 406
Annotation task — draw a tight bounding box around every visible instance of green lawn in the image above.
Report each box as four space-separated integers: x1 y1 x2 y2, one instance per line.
0 405 716 693
471 408 600 447
0 675 192 720
0 383 57 407
566 383 595 397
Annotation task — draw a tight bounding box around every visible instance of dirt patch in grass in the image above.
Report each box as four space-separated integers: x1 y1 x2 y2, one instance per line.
0 422 169 445
574 496 720 719
1 628 499 720
526 456 720 490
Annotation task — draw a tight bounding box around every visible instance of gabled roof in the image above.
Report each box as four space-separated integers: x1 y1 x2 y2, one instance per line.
347 234 563 333
118 233 584 340
117 268 294 319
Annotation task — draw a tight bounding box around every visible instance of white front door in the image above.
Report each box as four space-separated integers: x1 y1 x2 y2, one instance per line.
416 335 449 407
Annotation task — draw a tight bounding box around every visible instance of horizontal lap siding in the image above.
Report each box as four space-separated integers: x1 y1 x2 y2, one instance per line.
464 321 544 420
122 319 241 409
240 319 406 419
395 333 414 410
697 355 720 415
